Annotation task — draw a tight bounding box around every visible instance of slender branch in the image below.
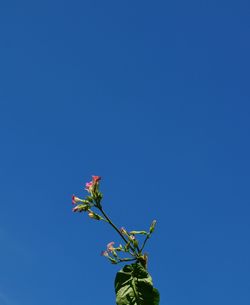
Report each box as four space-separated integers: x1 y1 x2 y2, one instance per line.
129 250 135 256
139 234 150 253
134 242 141 254
117 257 137 263
98 206 137 253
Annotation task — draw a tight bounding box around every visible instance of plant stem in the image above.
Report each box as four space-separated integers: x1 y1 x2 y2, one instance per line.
118 257 137 263
139 234 150 253
98 206 137 254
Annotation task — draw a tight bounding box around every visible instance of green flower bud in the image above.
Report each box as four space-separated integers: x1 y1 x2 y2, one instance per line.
130 231 148 235
124 242 131 252
133 239 139 248
72 204 89 213
88 212 102 220
149 220 157 234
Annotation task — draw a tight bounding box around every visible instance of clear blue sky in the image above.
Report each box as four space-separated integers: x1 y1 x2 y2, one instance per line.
0 1 249 305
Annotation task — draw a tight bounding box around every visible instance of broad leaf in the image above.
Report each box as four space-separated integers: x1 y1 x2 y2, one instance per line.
115 262 160 305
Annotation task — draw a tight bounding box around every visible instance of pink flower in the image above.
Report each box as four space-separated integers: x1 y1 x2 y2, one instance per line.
107 241 115 252
101 250 109 257
92 175 101 183
72 205 80 212
85 175 101 193
72 195 82 204
72 195 76 204
85 181 93 192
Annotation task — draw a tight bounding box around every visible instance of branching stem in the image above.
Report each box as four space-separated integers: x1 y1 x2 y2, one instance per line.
98 206 137 254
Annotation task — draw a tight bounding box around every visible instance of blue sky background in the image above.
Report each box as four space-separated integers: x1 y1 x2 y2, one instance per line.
0 1 250 305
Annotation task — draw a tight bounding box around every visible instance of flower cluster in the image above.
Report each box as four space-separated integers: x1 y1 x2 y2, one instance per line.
100 222 156 265
72 175 103 219
72 175 157 266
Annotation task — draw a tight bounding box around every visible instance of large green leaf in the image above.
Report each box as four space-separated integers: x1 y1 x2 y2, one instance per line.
115 262 160 305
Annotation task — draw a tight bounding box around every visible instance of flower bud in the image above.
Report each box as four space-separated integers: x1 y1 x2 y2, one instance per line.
101 250 109 257
120 227 128 235
149 220 157 234
130 230 147 235
132 239 138 248
128 235 135 241
124 242 131 252
88 212 101 220
116 244 123 251
72 204 89 213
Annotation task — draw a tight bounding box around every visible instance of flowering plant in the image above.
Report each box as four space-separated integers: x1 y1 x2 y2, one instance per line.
72 175 160 305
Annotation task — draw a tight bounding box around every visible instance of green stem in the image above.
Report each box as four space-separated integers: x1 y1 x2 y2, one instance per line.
118 257 137 263
139 234 150 253
98 207 137 254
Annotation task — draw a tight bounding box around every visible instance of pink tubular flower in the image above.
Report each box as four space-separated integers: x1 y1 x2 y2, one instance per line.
85 181 93 192
85 175 101 193
92 175 101 183
107 241 115 252
72 195 81 204
72 205 80 212
101 250 109 257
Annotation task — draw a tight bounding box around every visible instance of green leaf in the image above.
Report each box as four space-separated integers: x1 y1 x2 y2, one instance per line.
115 262 160 305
